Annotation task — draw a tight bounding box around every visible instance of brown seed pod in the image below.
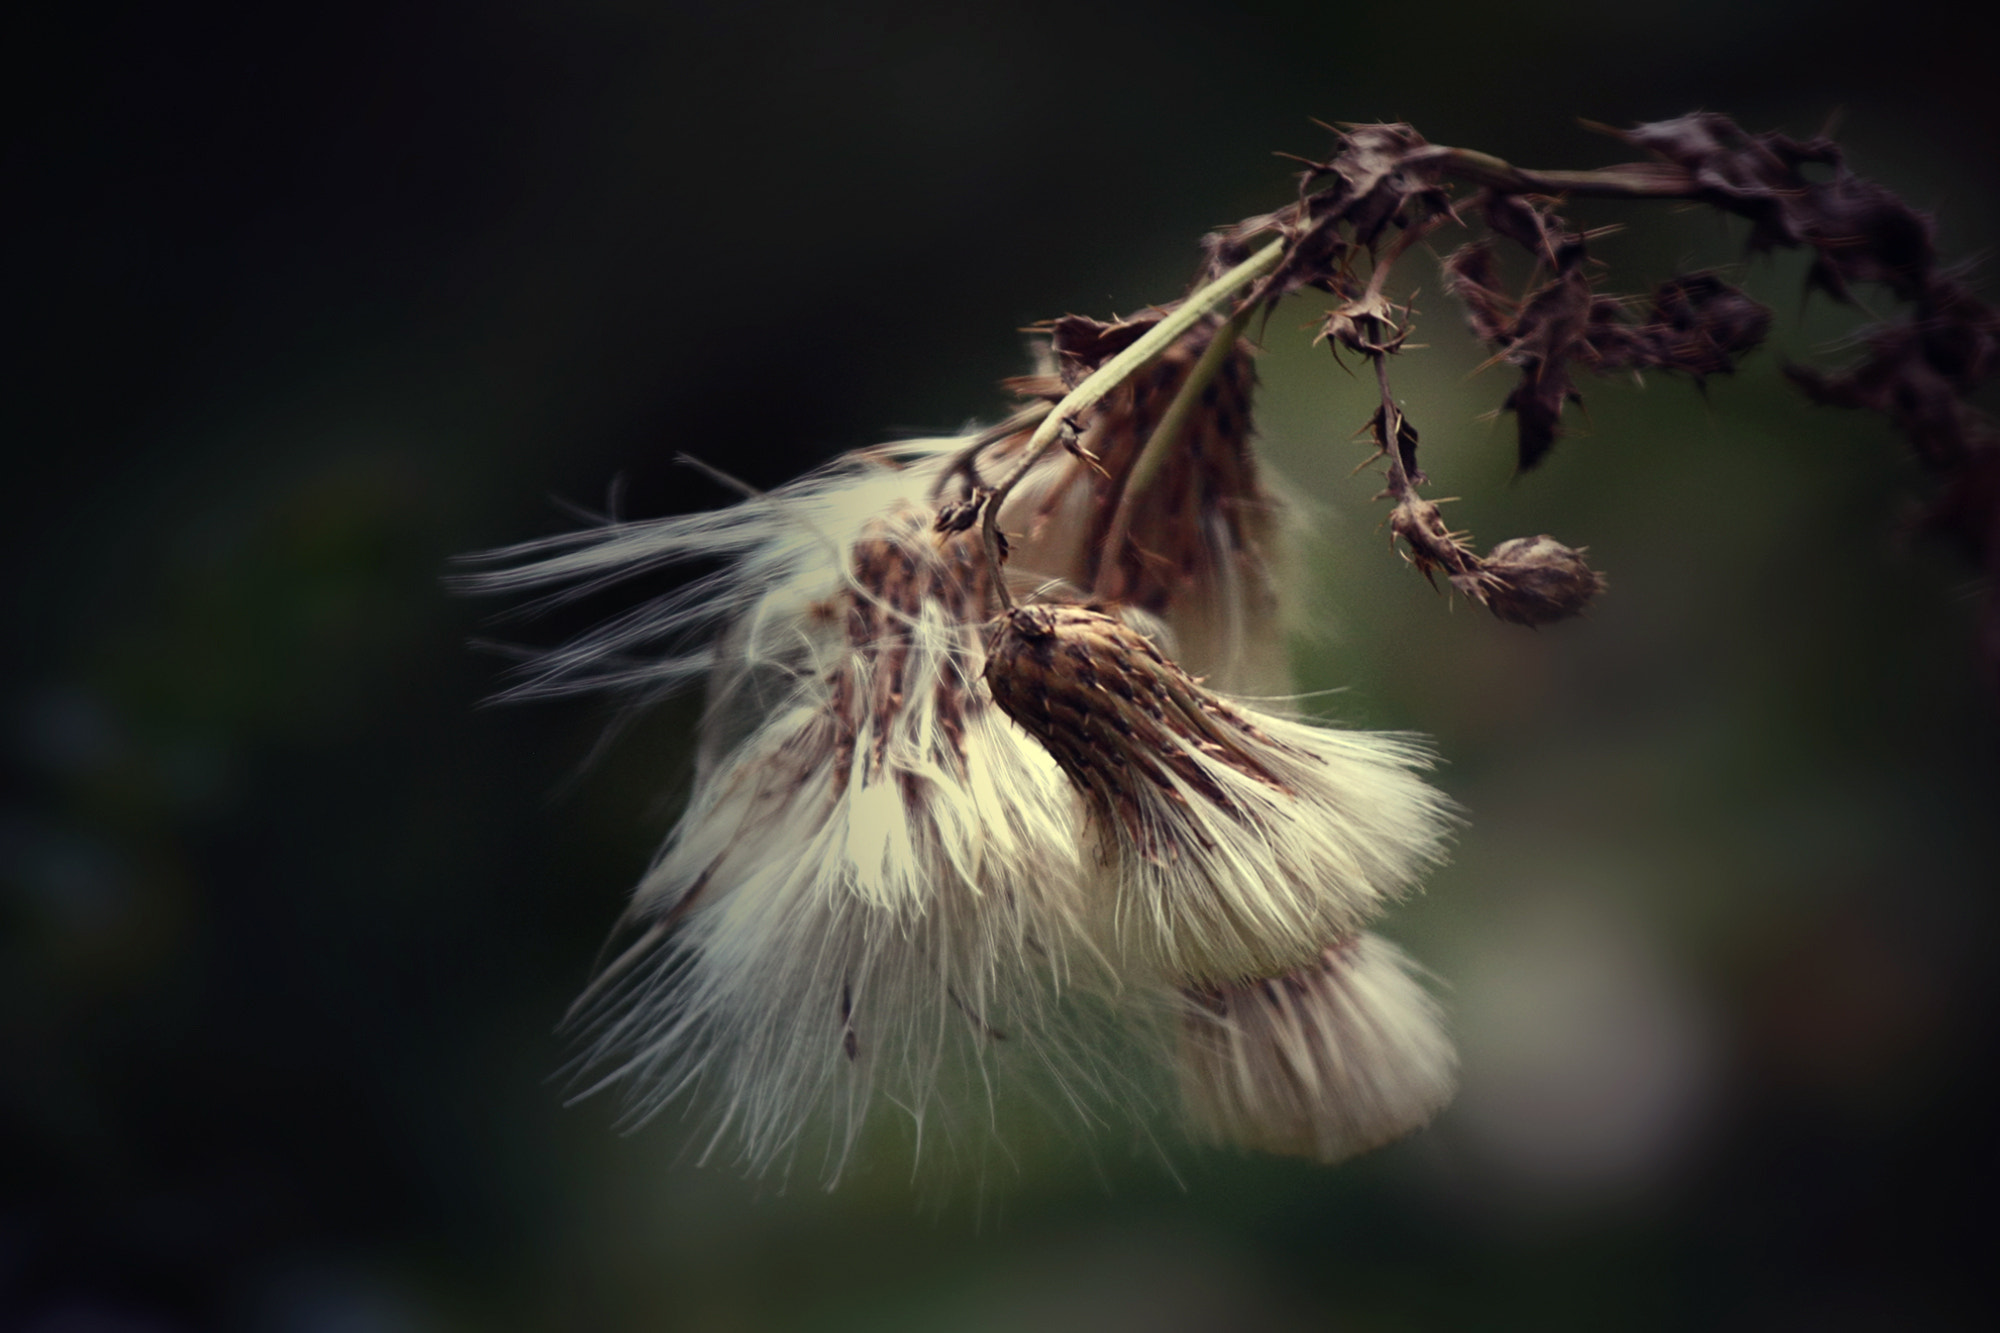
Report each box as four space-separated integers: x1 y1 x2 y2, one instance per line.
1478 534 1606 628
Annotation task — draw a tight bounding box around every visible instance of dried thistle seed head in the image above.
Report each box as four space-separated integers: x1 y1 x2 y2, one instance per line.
1479 534 1606 627
984 603 1454 985
1176 934 1456 1163
541 491 1107 1180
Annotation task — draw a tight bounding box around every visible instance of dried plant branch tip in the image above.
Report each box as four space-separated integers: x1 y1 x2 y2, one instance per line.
460 107 2000 1183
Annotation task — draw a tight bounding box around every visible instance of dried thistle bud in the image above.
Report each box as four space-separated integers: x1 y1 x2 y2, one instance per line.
984 604 1453 984
1387 499 1604 628
1176 934 1457 1163
1479 534 1606 627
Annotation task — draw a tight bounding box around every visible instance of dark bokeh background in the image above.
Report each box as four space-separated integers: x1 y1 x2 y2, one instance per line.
8 2 1999 1329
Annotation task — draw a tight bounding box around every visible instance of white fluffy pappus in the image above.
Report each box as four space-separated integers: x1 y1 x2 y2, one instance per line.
1175 933 1458 1163
984 604 1457 987
463 476 1121 1178
454 435 994 707
580 672 1098 1175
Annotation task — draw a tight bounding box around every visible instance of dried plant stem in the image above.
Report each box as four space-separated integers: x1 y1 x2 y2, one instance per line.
1371 349 1413 499
981 239 1287 606
930 401 1057 506
1409 144 1699 200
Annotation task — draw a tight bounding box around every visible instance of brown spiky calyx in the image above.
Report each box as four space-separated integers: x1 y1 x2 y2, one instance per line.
982 604 1293 860
1478 534 1606 627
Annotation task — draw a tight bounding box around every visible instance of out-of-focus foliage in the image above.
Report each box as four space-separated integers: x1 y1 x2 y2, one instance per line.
7 1 1997 1329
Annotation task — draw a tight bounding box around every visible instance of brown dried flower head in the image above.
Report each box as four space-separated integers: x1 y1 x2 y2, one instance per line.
1386 500 1604 628
984 603 1453 985
1478 534 1607 628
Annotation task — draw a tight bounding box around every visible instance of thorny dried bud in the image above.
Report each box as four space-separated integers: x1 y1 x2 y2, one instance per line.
1632 274 1773 375
1441 240 1513 345
1607 116 2000 670
1388 500 1602 628
984 603 1452 984
1444 242 1773 469
1478 534 1607 628
1203 122 1454 299
1177 935 1457 1163
1614 112 1937 302
1479 189 1584 266
1785 274 2000 472
1292 123 1456 262
1497 263 1595 471
1318 289 1414 362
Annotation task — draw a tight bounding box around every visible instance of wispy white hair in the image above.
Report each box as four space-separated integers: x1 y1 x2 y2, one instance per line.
984 605 1457 986
465 471 1119 1178
1176 934 1458 1162
579 645 1096 1174
457 438 981 707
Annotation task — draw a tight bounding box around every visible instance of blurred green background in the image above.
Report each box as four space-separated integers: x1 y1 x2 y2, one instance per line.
8 1 1998 1328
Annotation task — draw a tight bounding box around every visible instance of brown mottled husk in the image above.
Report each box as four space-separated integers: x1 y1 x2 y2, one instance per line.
982 599 1453 986
1479 534 1607 628
982 604 1292 862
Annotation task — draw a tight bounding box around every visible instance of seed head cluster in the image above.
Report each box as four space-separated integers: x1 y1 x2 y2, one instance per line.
457 108 2000 1180
462 318 1459 1181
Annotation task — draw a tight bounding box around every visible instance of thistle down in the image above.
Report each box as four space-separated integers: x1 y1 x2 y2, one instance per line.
459 305 1459 1181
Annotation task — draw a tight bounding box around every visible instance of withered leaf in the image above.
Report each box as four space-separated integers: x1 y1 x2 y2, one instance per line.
1041 311 1169 389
